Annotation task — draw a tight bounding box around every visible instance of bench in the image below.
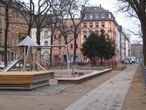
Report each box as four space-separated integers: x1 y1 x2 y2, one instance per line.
57 68 112 83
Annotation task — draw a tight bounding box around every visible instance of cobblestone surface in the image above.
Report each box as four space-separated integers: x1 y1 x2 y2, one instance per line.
0 83 73 96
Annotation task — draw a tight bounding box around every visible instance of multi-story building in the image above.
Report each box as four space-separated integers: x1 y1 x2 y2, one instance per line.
31 5 131 65
0 2 28 62
31 18 82 65
31 28 51 60
131 44 143 62
80 6 118 63
117 25 131 63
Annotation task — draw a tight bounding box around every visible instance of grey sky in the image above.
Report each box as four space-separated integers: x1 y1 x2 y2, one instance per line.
23 0 141 43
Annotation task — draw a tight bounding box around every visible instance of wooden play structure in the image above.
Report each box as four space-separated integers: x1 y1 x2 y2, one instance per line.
3 36 47 72
0 36 54 90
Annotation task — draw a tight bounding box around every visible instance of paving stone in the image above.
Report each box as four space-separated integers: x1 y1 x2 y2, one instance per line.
65 65 137 110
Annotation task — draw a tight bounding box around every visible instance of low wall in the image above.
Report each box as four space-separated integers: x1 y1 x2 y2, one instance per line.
141 63 146 87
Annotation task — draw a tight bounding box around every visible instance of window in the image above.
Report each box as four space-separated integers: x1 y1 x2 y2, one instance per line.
65 25 67 29
16 39 19 45
11 39 15 46
76 44 78 48
54 35 56 39
58 34 62 39
44 52 49 61
70 33 73 39
83 23 87 28
101 13 105 18
44 30 48 38
106 13 111 18
84 35 87 39
101 22 105 28
96 13 99 18
96 22 99 28
44 41 48 45
89 14 93 19
90 22 93 28
70 44 73 49
70 25 73 29
83 30 87 41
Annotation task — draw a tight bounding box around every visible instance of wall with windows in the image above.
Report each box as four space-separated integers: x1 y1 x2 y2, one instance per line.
31 28 51 64
80 6 118 63
0 3 28 62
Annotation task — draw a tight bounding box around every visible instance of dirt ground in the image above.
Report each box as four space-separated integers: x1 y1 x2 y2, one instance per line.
0 70 119 110
122 65 146 110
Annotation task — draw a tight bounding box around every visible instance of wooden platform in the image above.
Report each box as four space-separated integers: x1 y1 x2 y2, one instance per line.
57 68 112 83
0 71 54 90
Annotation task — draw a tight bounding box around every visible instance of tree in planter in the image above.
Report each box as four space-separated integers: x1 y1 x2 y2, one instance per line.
97 30 115 65
80 32 98 65
81 30 115 65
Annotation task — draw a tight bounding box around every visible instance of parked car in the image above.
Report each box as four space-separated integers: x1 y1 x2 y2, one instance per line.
125 57 132 64
131 57 136 63
0 61 4 69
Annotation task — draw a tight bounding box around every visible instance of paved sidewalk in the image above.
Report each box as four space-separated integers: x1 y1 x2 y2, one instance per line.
65 64 138 110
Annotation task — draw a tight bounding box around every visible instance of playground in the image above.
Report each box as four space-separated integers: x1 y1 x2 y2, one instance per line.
0 36 112 90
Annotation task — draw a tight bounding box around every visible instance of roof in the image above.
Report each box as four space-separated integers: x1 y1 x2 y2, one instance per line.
17 36 38 47
84 6 109 13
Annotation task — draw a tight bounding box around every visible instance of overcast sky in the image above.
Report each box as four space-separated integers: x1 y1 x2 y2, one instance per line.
23 0 141 43
88 0 142 43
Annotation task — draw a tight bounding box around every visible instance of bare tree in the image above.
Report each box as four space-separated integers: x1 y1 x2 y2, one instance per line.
48 11 60 66
0 0 13 67
15 0 36 36
67 0 88 62
15 0 56 45
35 0 53 45
117 0 146 65
56 0 88 62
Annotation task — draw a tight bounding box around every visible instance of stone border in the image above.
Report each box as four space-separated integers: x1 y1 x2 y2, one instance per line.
57 68 112 83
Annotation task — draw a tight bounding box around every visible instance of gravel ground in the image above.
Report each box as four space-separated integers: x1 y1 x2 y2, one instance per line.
0 83 73 96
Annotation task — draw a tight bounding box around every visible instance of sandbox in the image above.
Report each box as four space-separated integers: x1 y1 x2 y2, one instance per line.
0 71 54 90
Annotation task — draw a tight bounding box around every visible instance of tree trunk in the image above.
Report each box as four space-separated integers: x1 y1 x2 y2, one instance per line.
36 27 41 45
4 5 9 67
100 57 103 66
27 25 32 36
49 36 53 66
141 21 146 66
73 33 77 62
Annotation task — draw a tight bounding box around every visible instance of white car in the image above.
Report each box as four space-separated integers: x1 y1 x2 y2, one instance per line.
0 61 4 69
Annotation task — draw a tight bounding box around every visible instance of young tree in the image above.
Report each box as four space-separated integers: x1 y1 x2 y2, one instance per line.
97 30 115 65
117 0 146 65
81 30 115 65
81 32 99 65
